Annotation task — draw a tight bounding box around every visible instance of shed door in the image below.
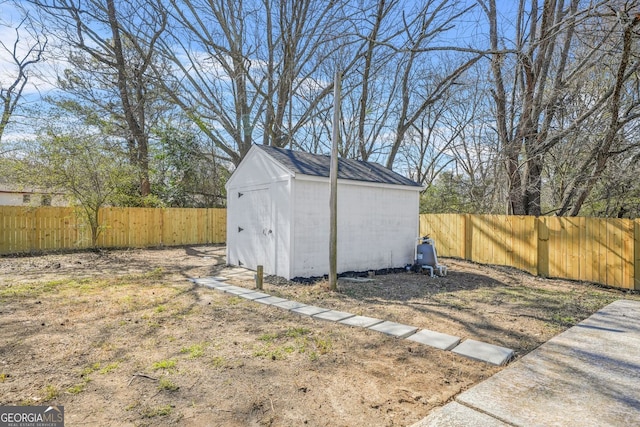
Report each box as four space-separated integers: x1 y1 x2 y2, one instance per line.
234 187 274 273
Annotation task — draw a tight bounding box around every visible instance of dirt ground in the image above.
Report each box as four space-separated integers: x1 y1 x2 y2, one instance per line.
1 245 638 426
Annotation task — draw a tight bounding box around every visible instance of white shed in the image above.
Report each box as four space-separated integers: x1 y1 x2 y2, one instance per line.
225 145 422 279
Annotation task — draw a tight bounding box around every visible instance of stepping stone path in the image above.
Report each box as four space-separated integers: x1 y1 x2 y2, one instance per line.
189 276 514 366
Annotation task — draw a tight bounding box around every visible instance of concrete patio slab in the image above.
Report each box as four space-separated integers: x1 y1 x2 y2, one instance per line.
368 321 418 338
237 291 271 300
406 329 461 351
450 339 514 366
253 296 289 305
312 310 355 322
272 300 308 310
416 299 640 427
339 315 384 328
290 305 332 317
411 402 509 427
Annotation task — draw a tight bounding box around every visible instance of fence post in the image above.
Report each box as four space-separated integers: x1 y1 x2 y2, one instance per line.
635 220 640 290
256 265 264 290
537 217 549 278
463 214 472 261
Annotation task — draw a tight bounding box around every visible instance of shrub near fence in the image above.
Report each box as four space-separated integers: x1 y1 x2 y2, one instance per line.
0 206 226 254
419 214 640 291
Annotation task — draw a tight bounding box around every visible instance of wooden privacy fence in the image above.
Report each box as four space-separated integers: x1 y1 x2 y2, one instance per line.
419 214 640 290
0 206 226 254
2 207 639 290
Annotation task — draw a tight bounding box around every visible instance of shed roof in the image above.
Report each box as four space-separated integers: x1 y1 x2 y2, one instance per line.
255 145 421 187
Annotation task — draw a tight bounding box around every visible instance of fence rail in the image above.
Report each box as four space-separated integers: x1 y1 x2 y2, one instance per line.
1 207 638 290
0 206 226 254
419 214 640 290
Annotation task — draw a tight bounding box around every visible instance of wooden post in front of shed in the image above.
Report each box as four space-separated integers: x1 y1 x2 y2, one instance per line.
329 70 341 291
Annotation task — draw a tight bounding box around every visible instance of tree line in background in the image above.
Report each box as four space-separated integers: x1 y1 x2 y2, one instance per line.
0 0 639 218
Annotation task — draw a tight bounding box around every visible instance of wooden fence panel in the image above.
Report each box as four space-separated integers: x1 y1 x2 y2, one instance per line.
511 216 537 275
418 213 464 258
1 206 226 254
419 213 638 290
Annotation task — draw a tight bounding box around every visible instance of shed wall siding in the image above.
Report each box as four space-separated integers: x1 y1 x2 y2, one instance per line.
291 179 418 278
272 179 292 279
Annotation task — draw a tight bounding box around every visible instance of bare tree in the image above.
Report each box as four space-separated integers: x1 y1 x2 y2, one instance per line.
557 4 640 215
154 0 354 166
0 10 46 146
479 0 640 216
30 0 167 197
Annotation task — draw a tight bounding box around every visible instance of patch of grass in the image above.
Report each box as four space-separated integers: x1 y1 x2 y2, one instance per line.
211 356 226 368
0 372 7 383
253 328 333 361
42 384 59 401
253 344 296 360
180 343 206 359
0 280 61 298
69 361 106 395
142 404 173 418
81 362 101 377
551 313 577 326
147 267 165 278
158 377 179 392
125 402 139 411
67 383 86 395
433 294 471 310
99 362 120 374
285 327 311 338
313 336 333 354
151 359 177 371
258 333 279 342
155 305 166 313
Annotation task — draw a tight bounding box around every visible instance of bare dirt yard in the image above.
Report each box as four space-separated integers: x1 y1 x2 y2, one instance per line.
1 245 638 426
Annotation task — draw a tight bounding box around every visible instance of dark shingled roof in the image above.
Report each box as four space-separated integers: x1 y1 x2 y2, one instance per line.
255 145 421 187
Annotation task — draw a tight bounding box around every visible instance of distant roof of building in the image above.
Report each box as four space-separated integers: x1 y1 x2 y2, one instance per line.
255 145 421 187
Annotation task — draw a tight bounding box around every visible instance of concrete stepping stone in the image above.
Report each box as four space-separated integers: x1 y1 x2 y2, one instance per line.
191 278 220 285
221 286 255 295
312 310 355 322
193 276 228 282
339 315 384 328
237 291 271 300
406 329 461 351
272 300 308 310
253 296 289 305
451 339 514 366
290 305 332 317
368 321 418 338
202 282 233 290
